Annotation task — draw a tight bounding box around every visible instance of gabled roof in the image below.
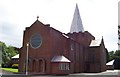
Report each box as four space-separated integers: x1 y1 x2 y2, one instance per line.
90 39 101 47
25 19 45 30
51 56 71 62
70 4 84 33
11 54 19 59
106 60 114 65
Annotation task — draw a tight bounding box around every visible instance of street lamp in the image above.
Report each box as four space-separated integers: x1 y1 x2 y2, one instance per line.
26 42 29 75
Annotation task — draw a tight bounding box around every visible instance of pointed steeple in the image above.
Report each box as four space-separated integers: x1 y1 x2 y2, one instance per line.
70 4 84 33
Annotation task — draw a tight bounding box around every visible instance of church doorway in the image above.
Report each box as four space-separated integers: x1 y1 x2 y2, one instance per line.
32 60 36 72
31 58 45 73
38 58 45 73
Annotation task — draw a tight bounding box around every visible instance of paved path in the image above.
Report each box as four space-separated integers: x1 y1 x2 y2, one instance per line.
31 70 120 77
0 69 13 75
0 69 120 77
71 70 120 75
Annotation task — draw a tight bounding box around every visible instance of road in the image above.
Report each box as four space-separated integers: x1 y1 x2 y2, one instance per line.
0 69 120 77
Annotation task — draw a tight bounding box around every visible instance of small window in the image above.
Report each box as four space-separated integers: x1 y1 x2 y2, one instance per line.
59 63 69 70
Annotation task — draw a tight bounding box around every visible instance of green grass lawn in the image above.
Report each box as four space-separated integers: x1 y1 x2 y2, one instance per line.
1 68 18 73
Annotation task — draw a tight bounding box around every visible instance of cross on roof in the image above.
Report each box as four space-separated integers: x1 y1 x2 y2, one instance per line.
37 16 39 20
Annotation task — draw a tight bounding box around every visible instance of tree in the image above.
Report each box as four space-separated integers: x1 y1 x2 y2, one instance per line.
0 41 18 67
0 42 3 65
114 50 120 59
108 51 114 61
0 42 8 67
108 50 120 69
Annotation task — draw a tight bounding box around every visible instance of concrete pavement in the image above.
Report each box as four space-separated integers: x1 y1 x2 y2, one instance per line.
31 70 120 77
0 69 120 77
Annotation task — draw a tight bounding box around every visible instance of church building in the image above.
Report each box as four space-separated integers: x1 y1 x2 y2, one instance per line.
19 4 107 75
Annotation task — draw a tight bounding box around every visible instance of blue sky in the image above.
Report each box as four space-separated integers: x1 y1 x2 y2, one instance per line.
0 0 119 51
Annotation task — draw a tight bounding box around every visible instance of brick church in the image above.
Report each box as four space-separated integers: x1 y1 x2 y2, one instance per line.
19 4 107 75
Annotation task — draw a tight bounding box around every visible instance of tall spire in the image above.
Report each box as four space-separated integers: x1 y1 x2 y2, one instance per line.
70 4 84 33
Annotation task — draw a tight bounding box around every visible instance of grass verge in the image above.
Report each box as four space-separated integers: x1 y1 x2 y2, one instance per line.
1 68 18 73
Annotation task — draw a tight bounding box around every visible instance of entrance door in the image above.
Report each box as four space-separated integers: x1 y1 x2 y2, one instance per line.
32 60 36 72
38 59 45 73
31 59 45 73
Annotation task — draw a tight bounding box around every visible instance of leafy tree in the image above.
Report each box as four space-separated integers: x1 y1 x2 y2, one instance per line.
108 50 120 61
108 51 114 61
108 50 120 69
114 50 120 59
0 42 3 65
0 41 18 67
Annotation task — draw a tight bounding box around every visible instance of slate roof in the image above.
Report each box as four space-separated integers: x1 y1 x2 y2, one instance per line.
11 54 19 59
90 39 101 47
70 4 84 33
106 60 114 65
51 56 71 62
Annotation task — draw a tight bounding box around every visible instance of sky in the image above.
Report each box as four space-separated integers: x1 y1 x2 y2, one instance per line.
0 0 119 51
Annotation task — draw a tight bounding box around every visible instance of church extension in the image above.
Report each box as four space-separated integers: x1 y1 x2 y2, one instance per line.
19 4 107 75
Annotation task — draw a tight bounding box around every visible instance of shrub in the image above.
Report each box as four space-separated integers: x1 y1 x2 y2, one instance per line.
12 64 18 69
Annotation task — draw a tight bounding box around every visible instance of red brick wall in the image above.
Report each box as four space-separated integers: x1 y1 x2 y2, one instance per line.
19 20 106 74
67 31 95 46
51 62 70 75
19 20 52 73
